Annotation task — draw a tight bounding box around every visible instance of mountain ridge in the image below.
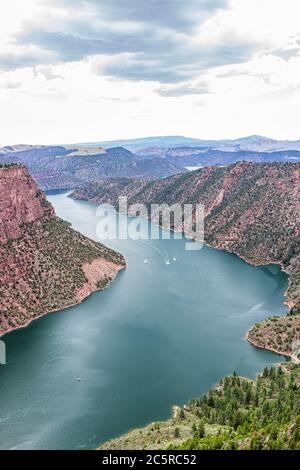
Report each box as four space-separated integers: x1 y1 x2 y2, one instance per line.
66 134 300 152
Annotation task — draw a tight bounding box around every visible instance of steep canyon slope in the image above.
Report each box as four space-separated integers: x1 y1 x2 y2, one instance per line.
71 162 300 313
0 145 184 190
0 164 125 336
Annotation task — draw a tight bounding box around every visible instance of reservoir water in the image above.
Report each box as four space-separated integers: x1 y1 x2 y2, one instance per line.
0 191 288 449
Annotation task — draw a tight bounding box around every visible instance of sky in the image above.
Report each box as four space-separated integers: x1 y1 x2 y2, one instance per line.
1 0 300 145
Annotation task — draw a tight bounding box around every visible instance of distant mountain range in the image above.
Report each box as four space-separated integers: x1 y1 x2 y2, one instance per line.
0 164 125 336
1 135 300 190
72 135 300 152
138 147 300 167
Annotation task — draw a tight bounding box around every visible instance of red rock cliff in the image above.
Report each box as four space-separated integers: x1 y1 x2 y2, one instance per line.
0 166 54 244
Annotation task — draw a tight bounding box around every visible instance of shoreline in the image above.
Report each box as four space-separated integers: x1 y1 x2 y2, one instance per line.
0 262 125 339
245 331 299 364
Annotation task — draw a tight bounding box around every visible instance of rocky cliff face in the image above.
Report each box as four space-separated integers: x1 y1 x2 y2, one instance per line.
0 165 125 336
0 166 54 243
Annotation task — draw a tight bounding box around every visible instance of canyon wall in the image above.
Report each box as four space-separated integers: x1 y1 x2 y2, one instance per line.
0 165 125 336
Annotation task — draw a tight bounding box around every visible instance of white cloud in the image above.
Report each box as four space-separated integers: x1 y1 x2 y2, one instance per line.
1 0 300 144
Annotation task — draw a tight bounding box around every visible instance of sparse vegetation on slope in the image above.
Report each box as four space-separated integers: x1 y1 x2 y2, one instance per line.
0 166 125 336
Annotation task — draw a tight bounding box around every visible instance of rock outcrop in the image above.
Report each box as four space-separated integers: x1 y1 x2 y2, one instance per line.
0 146 184 190
0 165 125 336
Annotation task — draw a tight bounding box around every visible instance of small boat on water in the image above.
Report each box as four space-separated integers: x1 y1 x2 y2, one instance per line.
77 378 82 382
173 257 177 262
166 260 170 265
144 259 148 264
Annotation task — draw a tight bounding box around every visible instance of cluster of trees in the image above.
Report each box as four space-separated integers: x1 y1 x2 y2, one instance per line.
168 366 300 450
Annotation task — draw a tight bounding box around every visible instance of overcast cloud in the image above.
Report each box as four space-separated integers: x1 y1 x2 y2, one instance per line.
1 0 300 144
12 0 255 84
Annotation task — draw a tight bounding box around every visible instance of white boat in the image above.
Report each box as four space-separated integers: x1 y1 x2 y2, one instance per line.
173 257 177 262
144 259 148 264
166 260 170 265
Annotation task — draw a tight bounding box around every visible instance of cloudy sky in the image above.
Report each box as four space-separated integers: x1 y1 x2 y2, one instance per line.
1 0 300 144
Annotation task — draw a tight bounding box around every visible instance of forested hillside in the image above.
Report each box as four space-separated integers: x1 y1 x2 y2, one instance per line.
100 365 300 450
